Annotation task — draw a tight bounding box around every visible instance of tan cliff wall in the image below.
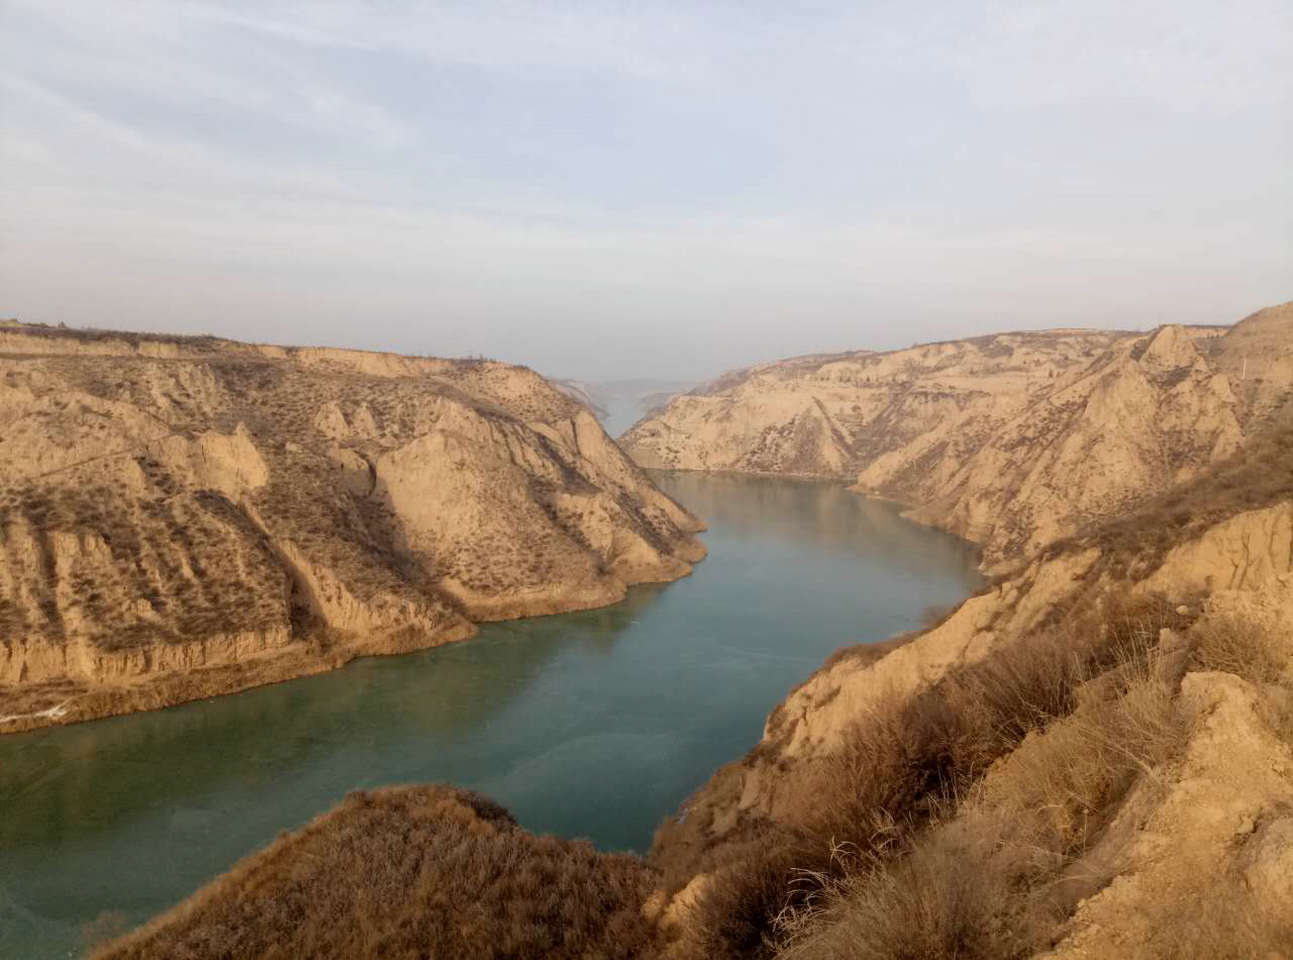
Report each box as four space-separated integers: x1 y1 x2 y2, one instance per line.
0 324 705 732
624 304 1291 571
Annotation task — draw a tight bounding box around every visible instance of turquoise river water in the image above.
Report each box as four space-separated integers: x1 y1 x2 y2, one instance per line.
0 472 982 958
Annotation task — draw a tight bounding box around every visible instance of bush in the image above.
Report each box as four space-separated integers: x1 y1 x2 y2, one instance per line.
1189 615 1289 684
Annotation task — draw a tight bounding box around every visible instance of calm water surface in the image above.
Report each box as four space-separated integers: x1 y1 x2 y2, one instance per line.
0 472 981 959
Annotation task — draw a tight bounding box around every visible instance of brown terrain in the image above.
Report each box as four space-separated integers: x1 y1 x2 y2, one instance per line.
95 785 661 960
90 302 1293 959
624 305 1292 571
0 324 705 733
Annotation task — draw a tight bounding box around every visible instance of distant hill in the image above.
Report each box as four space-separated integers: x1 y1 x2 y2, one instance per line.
561 378 701 439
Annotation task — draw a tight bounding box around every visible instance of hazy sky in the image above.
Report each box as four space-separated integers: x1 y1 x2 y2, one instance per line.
1 1 1289 381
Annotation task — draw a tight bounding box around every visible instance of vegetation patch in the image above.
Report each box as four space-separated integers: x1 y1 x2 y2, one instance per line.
95 786 660 960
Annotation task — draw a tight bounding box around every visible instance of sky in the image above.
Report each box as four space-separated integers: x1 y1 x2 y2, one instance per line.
0 1 1289 381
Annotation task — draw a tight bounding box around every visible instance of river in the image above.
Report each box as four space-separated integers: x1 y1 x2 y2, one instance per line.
0 472 981 958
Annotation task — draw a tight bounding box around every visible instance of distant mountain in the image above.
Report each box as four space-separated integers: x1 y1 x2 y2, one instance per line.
562 378 701 439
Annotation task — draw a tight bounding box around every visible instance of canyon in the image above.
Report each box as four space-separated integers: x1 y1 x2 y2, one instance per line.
8 303 1292 959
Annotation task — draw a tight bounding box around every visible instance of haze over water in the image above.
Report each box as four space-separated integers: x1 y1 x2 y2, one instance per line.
0 473 981 959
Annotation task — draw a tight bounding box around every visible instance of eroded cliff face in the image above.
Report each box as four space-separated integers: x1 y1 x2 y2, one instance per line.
625 306 1292 570
0 325 704 732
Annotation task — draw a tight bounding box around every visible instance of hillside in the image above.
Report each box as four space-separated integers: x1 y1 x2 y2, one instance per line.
0 325 705 733
624 305 1292 570
93 785 661 960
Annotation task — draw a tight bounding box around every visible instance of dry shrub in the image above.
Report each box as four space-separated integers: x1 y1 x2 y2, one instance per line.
1190 615 1290 684
774 817 1018 960
801 594 1180 848
686 836 819 959
775 639 1191 960
94 785 660 960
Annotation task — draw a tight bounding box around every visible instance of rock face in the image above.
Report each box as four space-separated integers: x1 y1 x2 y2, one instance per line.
0 325 704 732
624 307 1292 570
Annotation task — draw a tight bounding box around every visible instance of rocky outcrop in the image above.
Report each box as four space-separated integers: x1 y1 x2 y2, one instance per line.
624 308 1292 570
0 324 704 732
1043 670 1293 959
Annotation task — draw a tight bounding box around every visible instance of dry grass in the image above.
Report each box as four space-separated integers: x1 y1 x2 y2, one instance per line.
773 625 1191 960
94 786 660 960
1189 614 1290 684
665 594 1193 960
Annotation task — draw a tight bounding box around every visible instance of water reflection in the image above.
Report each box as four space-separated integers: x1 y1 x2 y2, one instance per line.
656 471 980 577
0 474 981 959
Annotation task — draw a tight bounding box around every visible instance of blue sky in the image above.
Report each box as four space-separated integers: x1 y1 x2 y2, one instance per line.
1 1 1289 380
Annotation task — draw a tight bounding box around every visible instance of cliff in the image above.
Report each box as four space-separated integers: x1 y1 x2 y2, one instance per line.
0 325 704 732
624 305 1292 570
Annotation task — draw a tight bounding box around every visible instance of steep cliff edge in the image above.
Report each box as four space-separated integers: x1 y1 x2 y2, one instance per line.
625 305 1291 570
0 325 704 732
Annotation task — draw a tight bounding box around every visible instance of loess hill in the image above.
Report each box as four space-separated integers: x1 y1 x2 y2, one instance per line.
624 304 1293 571
0 324 705 732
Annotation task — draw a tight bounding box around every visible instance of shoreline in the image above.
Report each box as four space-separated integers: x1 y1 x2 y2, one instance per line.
0 546 706 738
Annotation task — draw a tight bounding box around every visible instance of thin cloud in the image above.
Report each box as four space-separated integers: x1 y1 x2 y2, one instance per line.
1 0 1288 380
